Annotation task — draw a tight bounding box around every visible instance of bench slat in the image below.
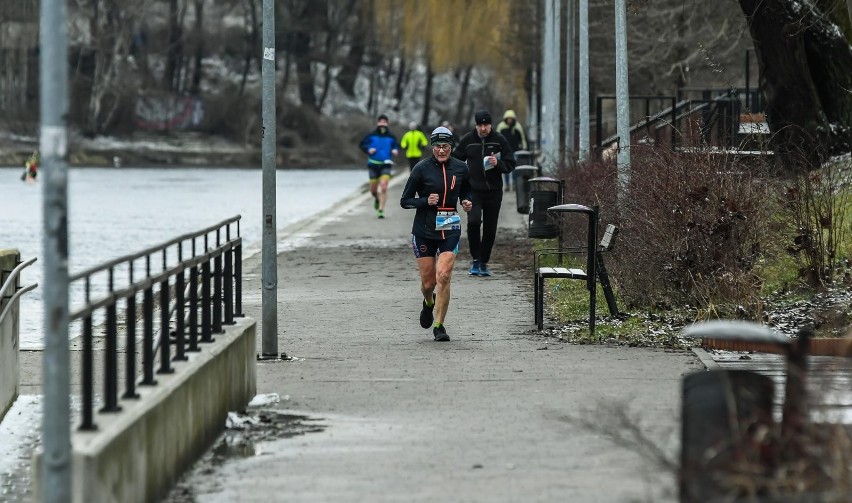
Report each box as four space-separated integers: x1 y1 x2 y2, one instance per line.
537 267 587 279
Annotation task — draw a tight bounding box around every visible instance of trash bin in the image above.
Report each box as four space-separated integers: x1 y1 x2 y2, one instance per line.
514 150 534 166
528 177 563 239
514 165 539 214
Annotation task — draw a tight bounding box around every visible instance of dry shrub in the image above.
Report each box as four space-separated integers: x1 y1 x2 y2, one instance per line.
560 145 785 314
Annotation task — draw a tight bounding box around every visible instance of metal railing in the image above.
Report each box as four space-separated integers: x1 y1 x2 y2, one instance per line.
0 256 38 326
69 216 243 430
596 91 742 155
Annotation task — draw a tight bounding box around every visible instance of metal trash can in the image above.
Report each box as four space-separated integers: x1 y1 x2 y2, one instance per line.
528 177 563 239
514 150 534 166
514 165 539 214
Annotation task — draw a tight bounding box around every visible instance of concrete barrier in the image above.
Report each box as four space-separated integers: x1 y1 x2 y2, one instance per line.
0 249 21 422
33 316 257 502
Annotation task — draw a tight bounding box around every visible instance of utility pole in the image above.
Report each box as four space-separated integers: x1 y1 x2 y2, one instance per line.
614 0 631 192
578 0 590 161
541 0 559 174
565 0 575 158
41 0 72 500
260 0 278 358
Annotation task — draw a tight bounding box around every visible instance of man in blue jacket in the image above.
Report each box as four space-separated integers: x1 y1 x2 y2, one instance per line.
400 127 472 341
452 110 516 277
359 114 400 218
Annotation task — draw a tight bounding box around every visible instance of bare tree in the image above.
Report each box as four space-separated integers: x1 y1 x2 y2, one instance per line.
739 0 852 168
162 0 185 91
84 0 138 134
189 0 204 95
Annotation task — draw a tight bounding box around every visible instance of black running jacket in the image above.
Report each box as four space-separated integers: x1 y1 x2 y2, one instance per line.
400 155 472 240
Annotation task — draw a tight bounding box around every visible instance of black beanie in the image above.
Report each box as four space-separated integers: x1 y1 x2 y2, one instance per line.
377 114 389 122
474 110 492 125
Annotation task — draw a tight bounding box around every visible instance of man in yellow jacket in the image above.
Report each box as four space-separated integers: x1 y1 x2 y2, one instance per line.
400 122 428 171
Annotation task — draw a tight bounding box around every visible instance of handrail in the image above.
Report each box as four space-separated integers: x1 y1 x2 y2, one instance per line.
0 256 37 303
0 282 38 326
72 217 243 431
69 215 240 282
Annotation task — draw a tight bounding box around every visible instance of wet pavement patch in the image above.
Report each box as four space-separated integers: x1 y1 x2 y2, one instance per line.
209 410 327 466
164 410 327 502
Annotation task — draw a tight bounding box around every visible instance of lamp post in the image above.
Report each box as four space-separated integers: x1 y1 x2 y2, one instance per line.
260 0 278 358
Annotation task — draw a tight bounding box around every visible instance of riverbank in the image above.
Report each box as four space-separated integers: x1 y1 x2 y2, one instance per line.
0 128 366 169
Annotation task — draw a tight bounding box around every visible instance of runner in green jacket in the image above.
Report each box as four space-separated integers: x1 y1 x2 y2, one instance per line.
400 122 429 171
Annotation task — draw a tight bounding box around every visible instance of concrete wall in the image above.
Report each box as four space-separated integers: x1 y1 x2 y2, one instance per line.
34 317 257 502
0 249 21 422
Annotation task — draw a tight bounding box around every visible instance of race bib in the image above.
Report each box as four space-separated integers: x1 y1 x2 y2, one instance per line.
435 210 461 230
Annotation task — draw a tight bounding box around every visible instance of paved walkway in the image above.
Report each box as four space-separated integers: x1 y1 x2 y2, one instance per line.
177 173 703 503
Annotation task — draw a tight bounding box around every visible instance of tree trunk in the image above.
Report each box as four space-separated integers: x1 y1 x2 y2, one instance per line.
163 0 184 91
239 0 258 97
453 65 473 125
189 0 204 96
317 33 334 111
392 58 407 112
739 0 852 169
336 13 367 96
421 60 434 127
292 31 317 110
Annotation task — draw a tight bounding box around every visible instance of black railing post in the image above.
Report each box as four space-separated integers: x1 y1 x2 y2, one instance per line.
174 268 187 361
224 246 234 324
234 243 243 317
188 264 200 351
123 294 139 399
201 260 213 342
141 285 157 385
101 303 121 412
213 252 223 333
80 315 96 430
158 279 173 374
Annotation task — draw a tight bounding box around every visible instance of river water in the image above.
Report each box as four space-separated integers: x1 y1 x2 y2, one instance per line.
0 166 365 349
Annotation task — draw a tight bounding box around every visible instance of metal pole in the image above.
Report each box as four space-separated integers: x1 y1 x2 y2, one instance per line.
565 0 575 158
614 0 631 196
41 0 72 499
261 0 278 358
541 0 558 173
578 0 589 161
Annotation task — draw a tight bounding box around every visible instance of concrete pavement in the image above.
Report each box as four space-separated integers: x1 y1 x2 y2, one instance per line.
179 172 703 503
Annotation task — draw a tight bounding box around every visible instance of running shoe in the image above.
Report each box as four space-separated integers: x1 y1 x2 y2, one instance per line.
377 210 385 219
420 294 435 328
433 325 450 342
468 260 481 276
478 263 492 276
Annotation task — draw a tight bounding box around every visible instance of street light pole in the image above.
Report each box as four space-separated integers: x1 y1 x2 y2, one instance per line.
614 0 631 193
260 0 278 358
40 0 72 500
578 0 590 161
565 0 575 158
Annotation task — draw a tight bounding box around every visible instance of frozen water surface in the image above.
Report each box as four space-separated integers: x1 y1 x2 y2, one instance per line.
0 166 365 348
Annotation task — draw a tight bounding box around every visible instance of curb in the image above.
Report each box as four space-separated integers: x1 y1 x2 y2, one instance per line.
690 347 721 370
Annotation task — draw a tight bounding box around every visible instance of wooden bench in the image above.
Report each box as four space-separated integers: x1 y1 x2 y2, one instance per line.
534 208 620 334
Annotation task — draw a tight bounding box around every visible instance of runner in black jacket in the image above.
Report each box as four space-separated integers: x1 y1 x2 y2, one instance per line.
400 127 472 342
451 110 516 277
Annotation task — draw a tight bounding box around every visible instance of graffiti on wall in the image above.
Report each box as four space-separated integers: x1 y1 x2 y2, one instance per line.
135 94 204 131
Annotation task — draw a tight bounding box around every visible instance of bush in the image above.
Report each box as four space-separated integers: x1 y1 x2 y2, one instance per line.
559 145 786 315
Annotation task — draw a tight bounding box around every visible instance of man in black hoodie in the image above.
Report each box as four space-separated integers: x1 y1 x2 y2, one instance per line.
452 110 516 277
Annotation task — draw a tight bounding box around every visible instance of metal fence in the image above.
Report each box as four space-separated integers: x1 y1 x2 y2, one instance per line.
69 216 243 430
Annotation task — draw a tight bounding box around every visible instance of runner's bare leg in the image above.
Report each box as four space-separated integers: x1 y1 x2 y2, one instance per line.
433 251 456 324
